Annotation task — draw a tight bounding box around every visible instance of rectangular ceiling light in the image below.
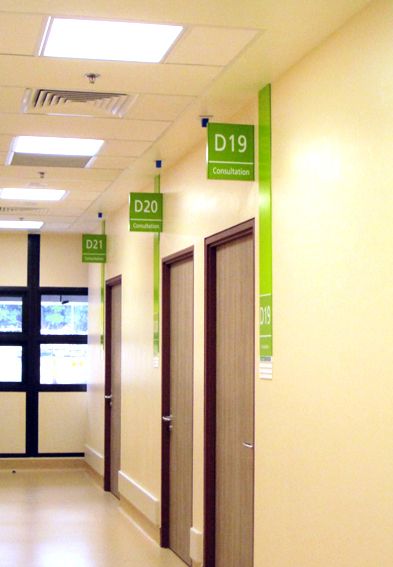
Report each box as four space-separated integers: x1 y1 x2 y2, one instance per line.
0 220 43 230
0 188 66 201
12 136 104 157
40 18 183 63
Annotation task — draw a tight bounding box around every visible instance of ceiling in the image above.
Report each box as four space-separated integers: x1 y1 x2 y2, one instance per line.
0 0 370 233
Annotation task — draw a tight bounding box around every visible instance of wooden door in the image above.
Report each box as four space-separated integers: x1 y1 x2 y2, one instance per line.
205 221 255 567
104 276 122 498
162 248 194 565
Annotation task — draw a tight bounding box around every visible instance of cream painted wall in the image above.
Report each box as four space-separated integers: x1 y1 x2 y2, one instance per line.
0 233 27 286
160 116 258 532
85 263 105 469
40 233 88 286
0 393 25 453
86 1 393 564
255 1 393 566
86 105 258 533
39 392 87 453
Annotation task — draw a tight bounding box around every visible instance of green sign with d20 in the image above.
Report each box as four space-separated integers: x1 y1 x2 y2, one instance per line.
207 122 255 181
82 234 107 263
129 192 163 232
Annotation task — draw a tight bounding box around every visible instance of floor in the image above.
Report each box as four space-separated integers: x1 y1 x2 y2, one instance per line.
0 469 186 567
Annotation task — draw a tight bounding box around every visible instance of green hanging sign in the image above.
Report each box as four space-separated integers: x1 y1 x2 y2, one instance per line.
207 122 255 181
82 234 107 263
129 192 163 232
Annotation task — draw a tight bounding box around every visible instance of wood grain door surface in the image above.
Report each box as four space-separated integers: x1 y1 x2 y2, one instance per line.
215 233 254 567
110 282 122 498
163 254 194 565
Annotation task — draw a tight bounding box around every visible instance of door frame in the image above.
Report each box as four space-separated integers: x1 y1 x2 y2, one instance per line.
104 274 122 492
161 246 194 548
204 219 255 567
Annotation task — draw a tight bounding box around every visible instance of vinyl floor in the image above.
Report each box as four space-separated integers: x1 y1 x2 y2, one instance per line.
0 469 185 567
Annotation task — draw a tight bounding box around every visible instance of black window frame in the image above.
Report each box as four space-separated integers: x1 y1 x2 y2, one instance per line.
39 287 88 391
0 235 88 457
0 288 28 389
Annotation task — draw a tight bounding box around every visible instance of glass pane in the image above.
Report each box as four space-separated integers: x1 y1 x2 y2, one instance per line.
0 296 23 332
40 344 88 385
0 346 22 382
41 295 88 335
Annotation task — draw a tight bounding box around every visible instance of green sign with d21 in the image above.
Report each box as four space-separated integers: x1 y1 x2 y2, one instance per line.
207 122 255 181
129 192 163 232
82 234 107 263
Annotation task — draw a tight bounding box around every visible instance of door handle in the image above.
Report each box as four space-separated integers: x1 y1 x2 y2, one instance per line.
105 395 112 400
242 442 254 449
162 415 172 422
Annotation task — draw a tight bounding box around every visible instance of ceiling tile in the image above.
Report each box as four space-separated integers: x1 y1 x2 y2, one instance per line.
101 140 152 157
65 191 102 201
166 26 259 66
0 55 222 96
0 14 46 56
0 87 26 113
42 222 72 231
0 136 12 152
0 113 170 142
0 165 119 182
126 94 195 121
91 156 135 169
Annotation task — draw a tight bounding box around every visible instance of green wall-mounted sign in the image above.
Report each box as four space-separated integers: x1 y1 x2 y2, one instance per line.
129 192 163 232
259 84 273 374
82 234 107 263
207 122 255 181
153 176 160 364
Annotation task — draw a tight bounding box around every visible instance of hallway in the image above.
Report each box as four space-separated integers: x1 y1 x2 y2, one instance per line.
0 469 185 567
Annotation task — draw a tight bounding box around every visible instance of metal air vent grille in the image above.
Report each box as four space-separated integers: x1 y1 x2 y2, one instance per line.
0 206 48 215
23 89 135 118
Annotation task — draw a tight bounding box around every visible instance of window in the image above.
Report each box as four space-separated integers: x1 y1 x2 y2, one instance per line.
39 291 88 386
0 345 22 382
0 235 88 458
0 296 23 332
41 294 88 335
40 344 88 385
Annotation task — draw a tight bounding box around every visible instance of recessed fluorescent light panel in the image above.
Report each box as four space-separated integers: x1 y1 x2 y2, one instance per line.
12 136 104 157
40 18 183 63
0 220 43 230
0 188 66 201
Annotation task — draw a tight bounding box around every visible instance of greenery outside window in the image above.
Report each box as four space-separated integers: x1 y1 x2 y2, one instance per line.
0 296 23 332
41 294 88 335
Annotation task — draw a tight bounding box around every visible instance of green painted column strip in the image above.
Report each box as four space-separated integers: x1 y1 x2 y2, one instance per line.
153 175 160 359
100 219 106 347
258 85 273 366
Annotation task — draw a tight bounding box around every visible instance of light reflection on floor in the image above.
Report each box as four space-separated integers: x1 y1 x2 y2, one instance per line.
0 469 185 567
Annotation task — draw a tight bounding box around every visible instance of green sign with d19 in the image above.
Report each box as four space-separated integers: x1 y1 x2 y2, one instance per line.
82 234 107 263
129 192 163 232
207 122 255 181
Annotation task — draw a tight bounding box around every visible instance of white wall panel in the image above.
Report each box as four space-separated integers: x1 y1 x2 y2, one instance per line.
40 234 88 287
0 393 25 453
0 234 27 286
39 392 86 453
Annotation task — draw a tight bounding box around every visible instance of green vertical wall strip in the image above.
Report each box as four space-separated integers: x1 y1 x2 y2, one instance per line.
258 84 273 364
153 175 160 359
100 219 106 347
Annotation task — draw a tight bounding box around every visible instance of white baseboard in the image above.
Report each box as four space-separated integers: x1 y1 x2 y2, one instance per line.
190 527 204 564
84 445 104 476
118 470 160 526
